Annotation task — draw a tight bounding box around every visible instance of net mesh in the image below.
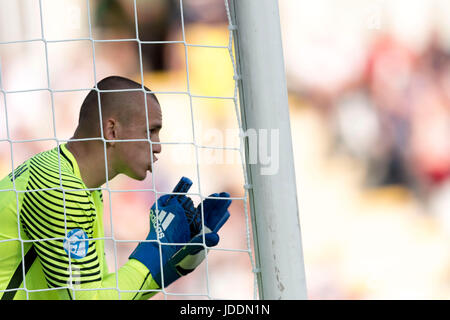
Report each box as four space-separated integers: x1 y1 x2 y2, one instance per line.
0 0 257 300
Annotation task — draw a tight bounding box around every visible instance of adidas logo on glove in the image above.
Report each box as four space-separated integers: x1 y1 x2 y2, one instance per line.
150 209 175 239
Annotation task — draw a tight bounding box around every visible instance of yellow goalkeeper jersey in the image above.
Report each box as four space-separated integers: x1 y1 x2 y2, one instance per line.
0 143 158 300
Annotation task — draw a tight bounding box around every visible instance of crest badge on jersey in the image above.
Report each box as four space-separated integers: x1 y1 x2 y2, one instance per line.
63 229 89 259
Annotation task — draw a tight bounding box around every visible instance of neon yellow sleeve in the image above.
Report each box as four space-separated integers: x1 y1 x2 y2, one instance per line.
64 259 159 300
21 149 160 300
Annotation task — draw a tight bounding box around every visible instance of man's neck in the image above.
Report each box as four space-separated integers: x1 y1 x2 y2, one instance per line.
66 139 115 189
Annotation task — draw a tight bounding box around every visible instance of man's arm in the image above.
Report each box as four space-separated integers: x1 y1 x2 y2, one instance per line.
22 162 160 300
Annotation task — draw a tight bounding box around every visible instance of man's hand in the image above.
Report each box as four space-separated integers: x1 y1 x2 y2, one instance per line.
129 177 231 289
170 192 231 277
129 177 194 287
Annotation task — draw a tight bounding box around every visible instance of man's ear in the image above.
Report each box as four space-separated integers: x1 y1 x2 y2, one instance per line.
104 118 117 147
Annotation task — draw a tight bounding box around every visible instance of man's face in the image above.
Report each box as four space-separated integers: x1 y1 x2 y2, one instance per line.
113 95 162 180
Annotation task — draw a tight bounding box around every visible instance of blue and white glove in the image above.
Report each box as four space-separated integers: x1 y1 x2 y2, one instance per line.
171 192 231 276
129 177 232 288
129 177 194 287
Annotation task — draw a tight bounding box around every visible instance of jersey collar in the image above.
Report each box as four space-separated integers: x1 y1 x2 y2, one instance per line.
59 143 82 180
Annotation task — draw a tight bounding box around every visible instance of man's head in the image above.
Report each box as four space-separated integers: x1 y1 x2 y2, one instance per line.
74 76 162 180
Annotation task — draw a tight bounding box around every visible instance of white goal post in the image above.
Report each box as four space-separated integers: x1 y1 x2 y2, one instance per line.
229 0 307 299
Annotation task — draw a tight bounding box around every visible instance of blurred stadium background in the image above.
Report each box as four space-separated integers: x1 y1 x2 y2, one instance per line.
1 0 450 299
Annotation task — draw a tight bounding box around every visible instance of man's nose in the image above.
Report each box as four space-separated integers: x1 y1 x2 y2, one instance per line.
151 140 162 154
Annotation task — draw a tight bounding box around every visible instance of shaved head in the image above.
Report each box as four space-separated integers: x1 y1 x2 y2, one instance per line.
67 75 162 186
67 76 162 187
77 76 159 137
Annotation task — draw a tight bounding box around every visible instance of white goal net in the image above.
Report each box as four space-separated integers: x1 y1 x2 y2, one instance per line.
0 0 257 300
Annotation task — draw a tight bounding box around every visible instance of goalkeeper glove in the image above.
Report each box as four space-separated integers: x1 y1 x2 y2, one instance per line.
129 177 232 288
167 192 232 278
129 177 195 287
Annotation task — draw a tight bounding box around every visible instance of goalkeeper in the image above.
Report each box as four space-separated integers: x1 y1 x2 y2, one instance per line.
0 76 231 300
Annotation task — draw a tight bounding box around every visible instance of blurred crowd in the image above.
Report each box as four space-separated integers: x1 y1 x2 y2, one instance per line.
330 33 450 199
1 0 450 299
280 0 450 299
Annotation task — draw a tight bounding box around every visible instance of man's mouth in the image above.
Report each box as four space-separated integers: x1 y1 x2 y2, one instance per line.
148 155 158 171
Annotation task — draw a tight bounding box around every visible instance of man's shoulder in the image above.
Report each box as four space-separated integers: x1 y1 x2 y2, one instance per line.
1 146 95 209
0 147 70 192
27 147 86 191
24 147 97 216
